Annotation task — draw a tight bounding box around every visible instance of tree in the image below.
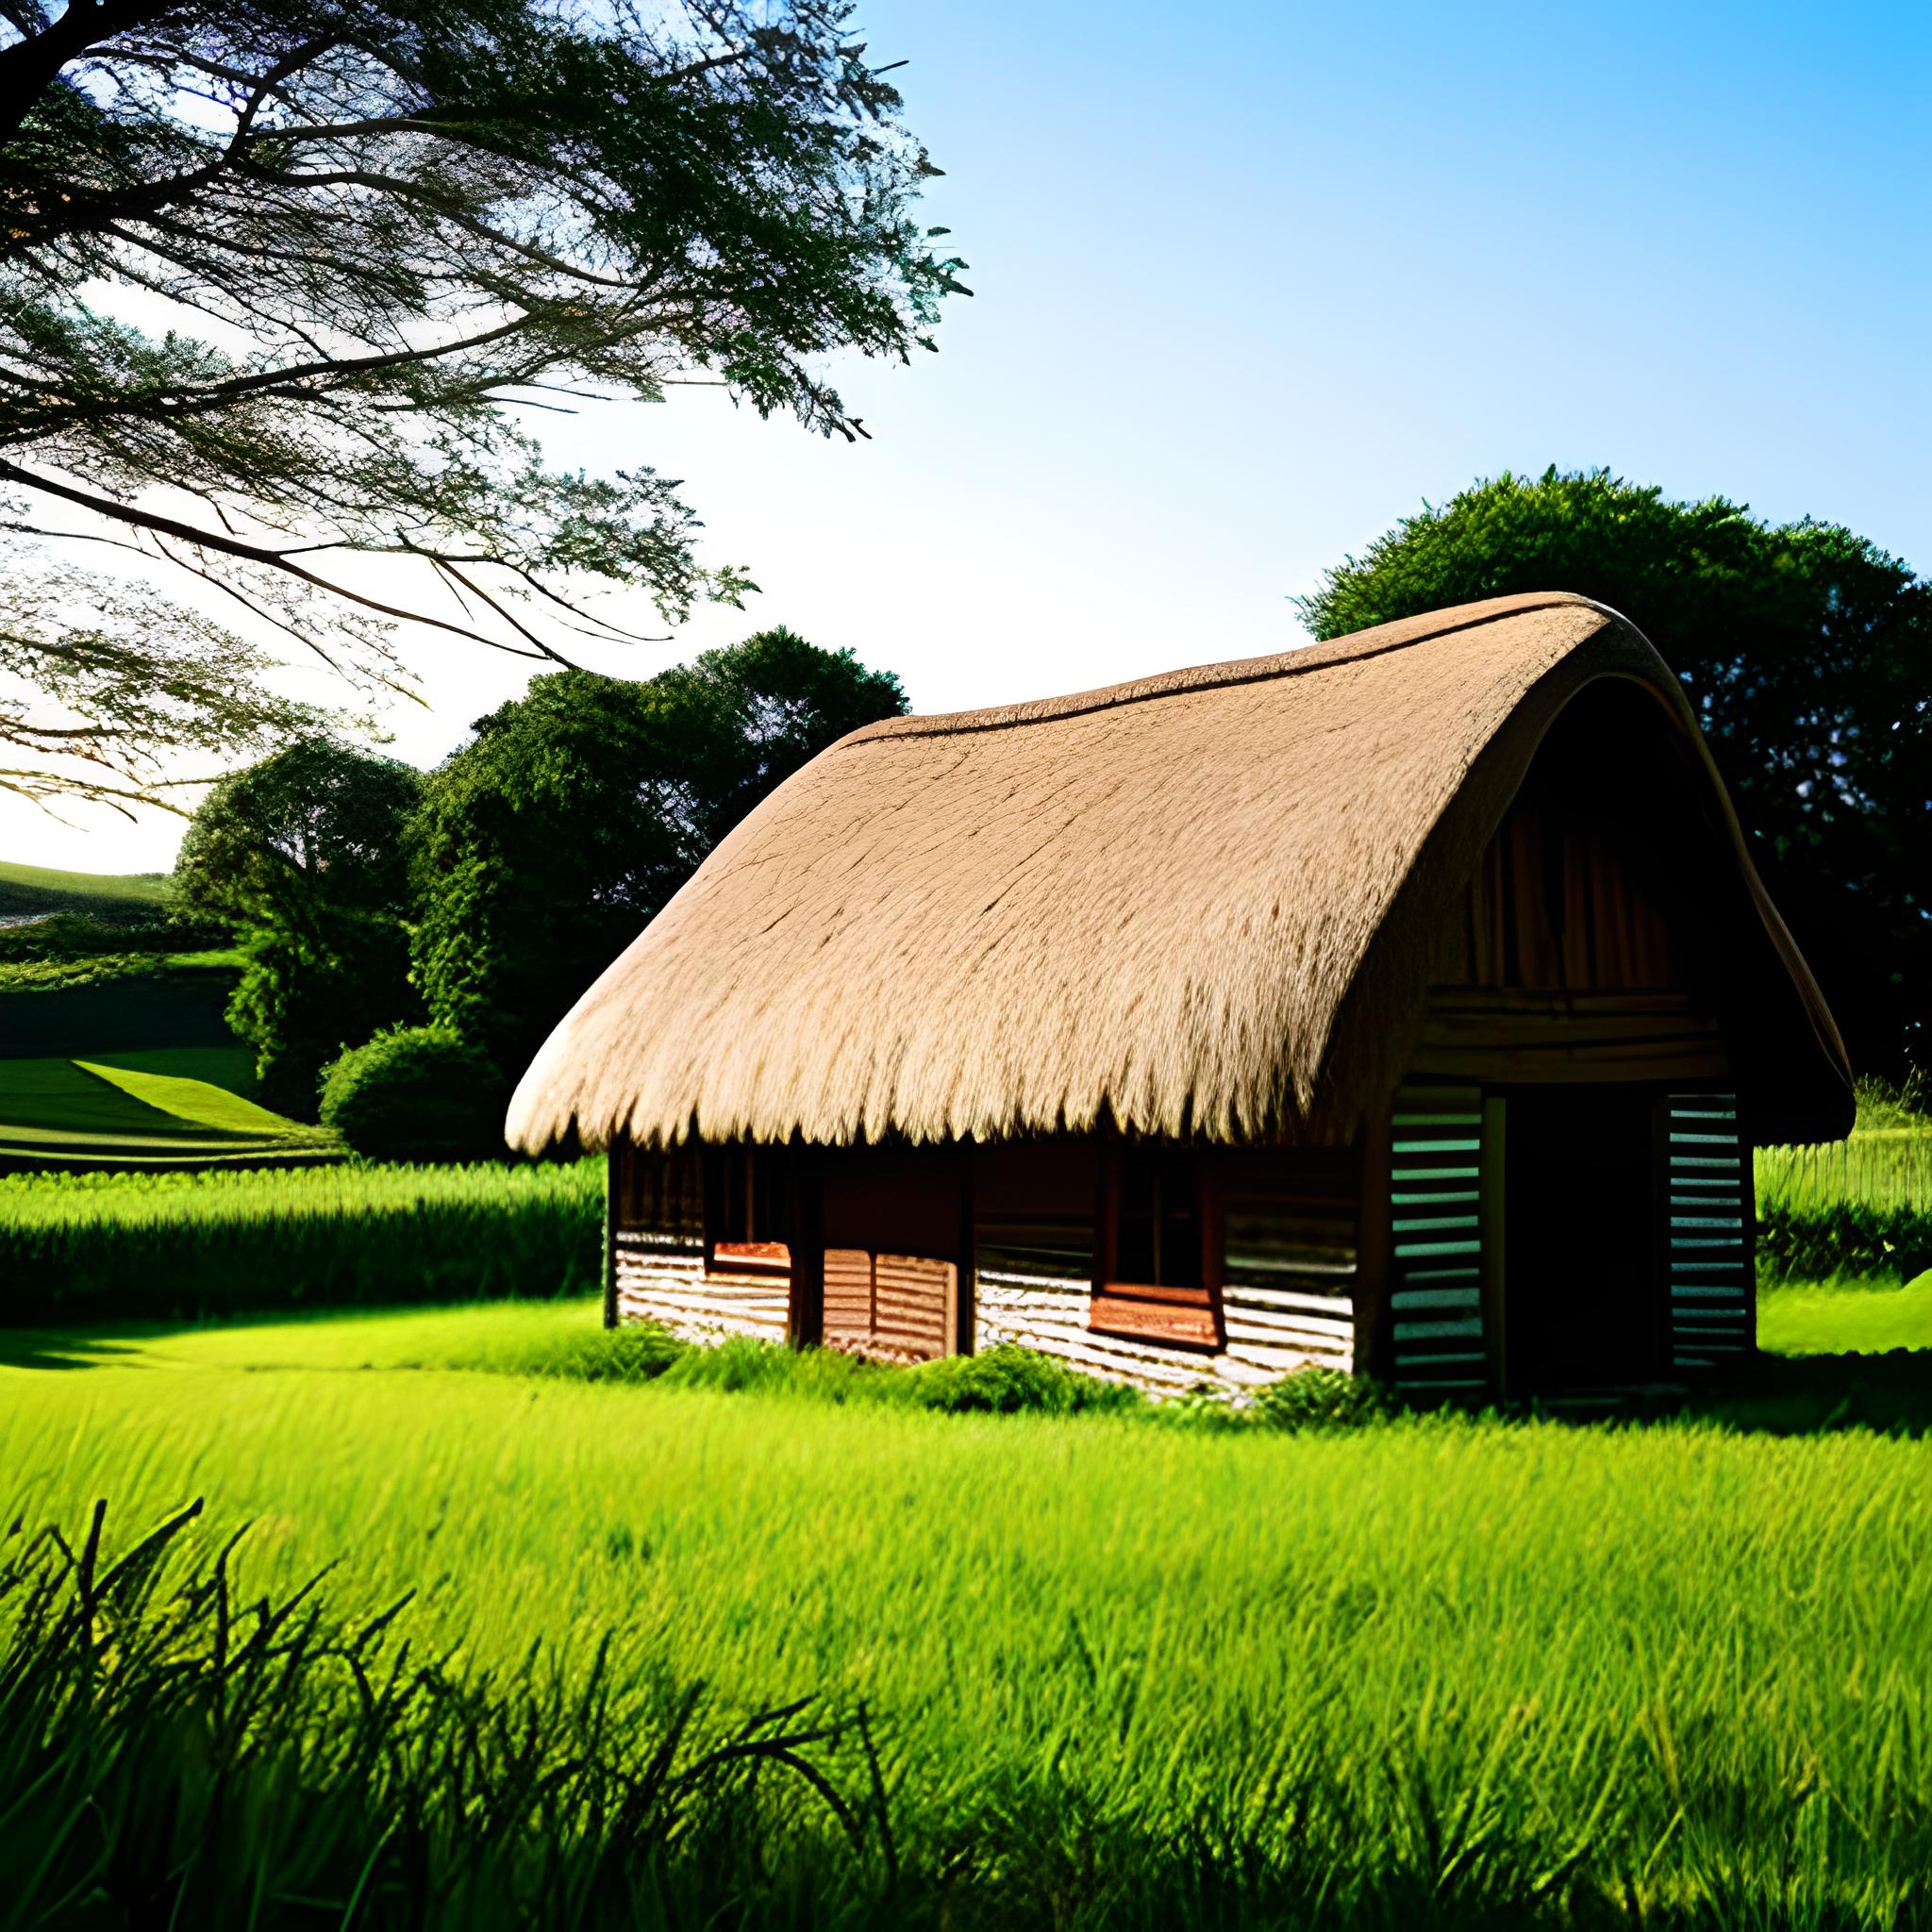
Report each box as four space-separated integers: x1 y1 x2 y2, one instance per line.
411 626 905 1073
1295 469 1932 1074
0 0 965 811
175 737 422 1107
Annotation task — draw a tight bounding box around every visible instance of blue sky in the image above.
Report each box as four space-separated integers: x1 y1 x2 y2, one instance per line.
15 0 1928 872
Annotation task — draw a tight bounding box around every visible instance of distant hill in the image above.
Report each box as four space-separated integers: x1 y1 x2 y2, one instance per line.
0 859 172 925
0 862 326 1168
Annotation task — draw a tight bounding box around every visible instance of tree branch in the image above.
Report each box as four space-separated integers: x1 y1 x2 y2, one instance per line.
0 0 174 140
0 457 571 660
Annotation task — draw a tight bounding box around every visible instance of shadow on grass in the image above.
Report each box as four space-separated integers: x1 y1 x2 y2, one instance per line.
1688 1349 1932 1438
0 1330 151 1372
1524 1350 1932 1437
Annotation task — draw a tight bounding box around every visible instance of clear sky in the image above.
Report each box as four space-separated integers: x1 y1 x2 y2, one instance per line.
10 0 1928 874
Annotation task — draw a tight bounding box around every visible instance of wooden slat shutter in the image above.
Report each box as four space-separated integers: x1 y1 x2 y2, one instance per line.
821 1248 956 1363
823 1248 874 1350
873 1254 958 1361
1389 1085 1491 1395
1662 1092 1754 1369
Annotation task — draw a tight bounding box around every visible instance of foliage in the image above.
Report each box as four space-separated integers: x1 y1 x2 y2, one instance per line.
300 1313 1146 1420
1852 1071 1930 1134
176 737 423 1108
1247 1365 1393 1431
0 0 964 810
412 627 907 1072
0 1158 600 1322
1757 1129 1932 1218
0 946 241 996
1296 469 1932 1074
0 1501 874 1930
1758 1203 1932 1287
175 736 420 923
3 1305 1927 1930
899 1341 1142 1415
1757 1106 1932 1280
0 910 227 964
0 954 240 1060
227 915 418 1115
319 1025 506 1163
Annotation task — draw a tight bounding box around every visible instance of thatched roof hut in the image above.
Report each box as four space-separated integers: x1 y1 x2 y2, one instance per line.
508 591 1849 1159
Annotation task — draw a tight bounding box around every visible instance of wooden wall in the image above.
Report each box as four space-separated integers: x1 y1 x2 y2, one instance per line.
608 1146 791 1343
972 1141 1358 1395
608 1137 1364 1397
611 1227 791 1342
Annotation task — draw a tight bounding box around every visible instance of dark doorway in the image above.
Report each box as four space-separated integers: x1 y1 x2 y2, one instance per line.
1502 1086 1661 1392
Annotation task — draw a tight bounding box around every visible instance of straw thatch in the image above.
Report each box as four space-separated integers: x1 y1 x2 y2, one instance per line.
507 592 1851 1155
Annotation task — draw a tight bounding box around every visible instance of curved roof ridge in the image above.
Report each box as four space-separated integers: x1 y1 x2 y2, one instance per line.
854 591 1608 744
506 591 1851 1158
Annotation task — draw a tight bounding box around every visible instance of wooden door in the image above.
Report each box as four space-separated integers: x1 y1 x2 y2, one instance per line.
1501 1085 1662 1391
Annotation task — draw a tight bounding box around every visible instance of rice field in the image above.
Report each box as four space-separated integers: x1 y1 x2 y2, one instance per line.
0 1158 602 1322
2 1298 1926 1929
1757 1129 1932 1216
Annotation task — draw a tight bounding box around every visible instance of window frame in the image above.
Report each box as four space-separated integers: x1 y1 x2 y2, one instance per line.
1089 1141 1224 1352
702 1145 791 1278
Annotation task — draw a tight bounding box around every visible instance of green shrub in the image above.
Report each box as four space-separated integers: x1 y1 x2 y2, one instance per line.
1249 1366 1392 1431
489 1328 1146 1419
1757 1204 1932 1286
319 1025 506 1162
902 1342 1142 1416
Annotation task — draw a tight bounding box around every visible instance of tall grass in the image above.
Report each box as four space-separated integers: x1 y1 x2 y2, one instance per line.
1757 1133 1932 1217
0 1499 882 1929
3 1312 1927 1929
0 1158 603 1323
1756 1085 1932 1283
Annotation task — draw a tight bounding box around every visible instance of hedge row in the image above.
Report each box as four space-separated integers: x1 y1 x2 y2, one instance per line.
1757 1203 1932 1286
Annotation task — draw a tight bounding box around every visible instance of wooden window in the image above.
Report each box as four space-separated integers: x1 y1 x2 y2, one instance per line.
1091 1145 1220 1350
703 1146 791 1277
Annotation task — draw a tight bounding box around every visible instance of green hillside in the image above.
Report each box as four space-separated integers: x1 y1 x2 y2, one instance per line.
0 858 171 924
0 893 345 1168
0 1049 339 1172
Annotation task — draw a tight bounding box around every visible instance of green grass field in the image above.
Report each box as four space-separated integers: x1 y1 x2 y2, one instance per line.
2 1296 1925 1928
0 1048 1919 1918
1758 1272 1931 1356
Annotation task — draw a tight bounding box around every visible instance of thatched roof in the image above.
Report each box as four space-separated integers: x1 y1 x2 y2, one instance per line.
507 593 1851 1154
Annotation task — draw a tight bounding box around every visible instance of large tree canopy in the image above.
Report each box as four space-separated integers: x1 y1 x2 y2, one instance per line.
175 736 423 1106
0 0 964 809
1296 469 1932 1074
411 625 905 1073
